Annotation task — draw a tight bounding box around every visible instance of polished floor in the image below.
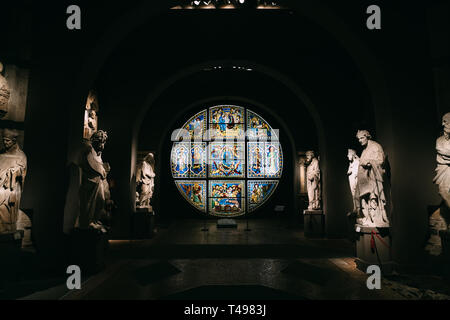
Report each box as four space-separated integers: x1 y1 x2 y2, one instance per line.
19 219 450 300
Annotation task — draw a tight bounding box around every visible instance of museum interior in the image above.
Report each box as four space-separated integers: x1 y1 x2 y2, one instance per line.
1 0 450 300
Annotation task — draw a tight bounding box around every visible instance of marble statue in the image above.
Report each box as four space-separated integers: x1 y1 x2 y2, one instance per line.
136 152 155 210
347 149 360 212
305 150 321 210
432 112 450 230
355 130 389 227
0 62 10 119
0 129 27 233
83 90 99 140
78 130 113 233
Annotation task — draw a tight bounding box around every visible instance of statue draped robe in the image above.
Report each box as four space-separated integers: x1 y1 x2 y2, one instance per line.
347 157 359 212
356 140 389 227
433 135 450 226
306 158 321 210
78 145 111 228
136 160 155 208
0 148 27 233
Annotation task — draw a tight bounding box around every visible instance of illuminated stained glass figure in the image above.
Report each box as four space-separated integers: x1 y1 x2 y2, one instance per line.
266 144 280 177
248 181 278 212
171 105 282 217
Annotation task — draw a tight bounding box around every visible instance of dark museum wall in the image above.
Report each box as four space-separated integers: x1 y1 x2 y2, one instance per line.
1 0 449 269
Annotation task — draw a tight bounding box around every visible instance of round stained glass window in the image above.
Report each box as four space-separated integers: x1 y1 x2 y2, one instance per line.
171 105 283 217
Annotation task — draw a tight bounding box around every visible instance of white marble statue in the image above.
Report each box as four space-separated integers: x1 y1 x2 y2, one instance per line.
0 129 27 233
432 112 450 230
347 149 360 212
305 150 321 210
136 152 155 210
0 62 10 119
355 130 389 227
78 130 113 233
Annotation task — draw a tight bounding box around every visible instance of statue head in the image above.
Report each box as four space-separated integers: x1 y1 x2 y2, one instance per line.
91 130 108 153
356 130 371 147
2 128 19 151
442 113 450 136
305 150 315 163
144 152 155 167
347 149 358 161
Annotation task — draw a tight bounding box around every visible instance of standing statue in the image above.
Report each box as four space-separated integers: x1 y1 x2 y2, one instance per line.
0 129 27 233
432 112 450 230
78 130 113 233
305 150 321 210
0 62 10 119
347 149 360 212
136 152 155 210
355 130 389 227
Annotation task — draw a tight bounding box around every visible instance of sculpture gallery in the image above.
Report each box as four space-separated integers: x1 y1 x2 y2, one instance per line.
355 130 390 227
136 152 156 210
78 130 113 232
0 129 27 233
305 150 321 210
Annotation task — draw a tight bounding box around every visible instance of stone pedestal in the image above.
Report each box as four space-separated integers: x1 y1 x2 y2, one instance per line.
69 228 109 274
132 208 155 239
440 230 450 262
0 231 24 288
303 210 324 238
355 225 394 274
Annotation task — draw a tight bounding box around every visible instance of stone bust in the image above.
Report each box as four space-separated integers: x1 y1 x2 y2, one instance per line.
305 150 321 210
0 129 27 233
355 130 389 227
0 62 10 119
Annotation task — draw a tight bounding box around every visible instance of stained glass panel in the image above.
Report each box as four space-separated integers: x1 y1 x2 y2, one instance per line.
171 105 283 216
248 180 278 212
175 180 207 212
190 142 207 178
182 109 207 140
265 142 283 178
209 142 245 178
171 142 190 178
209 180 245 216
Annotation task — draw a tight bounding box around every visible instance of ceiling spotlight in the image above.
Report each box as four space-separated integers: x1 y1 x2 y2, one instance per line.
192 0 201 5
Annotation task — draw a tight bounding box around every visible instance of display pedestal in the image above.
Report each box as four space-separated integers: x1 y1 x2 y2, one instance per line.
133 207 155 239
217 218 237 228
69 228 109 274
355 225 394 274
303 210 324 238
440 230 450 262
0 231 24 288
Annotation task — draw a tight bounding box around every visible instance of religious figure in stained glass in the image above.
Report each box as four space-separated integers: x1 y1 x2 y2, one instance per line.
209 143 244 178
190 143 206 177
265 144 281 177
176 180 206 212
248 181 278 212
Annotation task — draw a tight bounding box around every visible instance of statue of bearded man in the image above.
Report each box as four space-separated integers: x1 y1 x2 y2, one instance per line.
305 150 321 210
78 130 113 232
355 130 390 227
0 129 27 233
